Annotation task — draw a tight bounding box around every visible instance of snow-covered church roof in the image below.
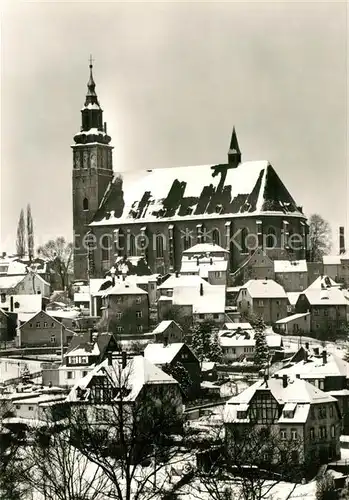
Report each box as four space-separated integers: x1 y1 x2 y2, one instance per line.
90 161 304 226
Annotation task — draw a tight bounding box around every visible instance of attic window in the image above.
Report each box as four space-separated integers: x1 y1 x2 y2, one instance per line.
14 302 20 309
237 410 247 419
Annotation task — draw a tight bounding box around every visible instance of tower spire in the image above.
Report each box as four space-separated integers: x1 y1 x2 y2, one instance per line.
228 126 242 167
85 55 99 106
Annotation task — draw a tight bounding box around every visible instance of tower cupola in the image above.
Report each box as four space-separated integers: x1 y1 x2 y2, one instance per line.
74 56 111 145
227 127 242 167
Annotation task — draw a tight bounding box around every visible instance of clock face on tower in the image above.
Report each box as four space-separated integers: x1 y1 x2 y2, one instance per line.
90 152 97 169
83 150 89 169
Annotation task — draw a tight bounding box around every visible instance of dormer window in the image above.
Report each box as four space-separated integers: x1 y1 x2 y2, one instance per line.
282 402 296 419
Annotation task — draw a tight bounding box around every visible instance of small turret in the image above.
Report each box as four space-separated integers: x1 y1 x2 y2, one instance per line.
227 127 241 168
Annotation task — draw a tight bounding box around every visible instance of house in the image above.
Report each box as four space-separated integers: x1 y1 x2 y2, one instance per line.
158 277 226 327
1 294 45 318
55 331 120 387
274 312 311 335
323 254 349 286
0 308 17 341
295 288 348 337
224 376 341 465
274 260 308 292
92 279 149 335
144 342 201 398
152 320 183 344
66 355 183 437
231 248 275 286
275 348 349 433
218 326 283 362
237 279 289 323
180 243 230 286
17 310 75 347
307 275 339 290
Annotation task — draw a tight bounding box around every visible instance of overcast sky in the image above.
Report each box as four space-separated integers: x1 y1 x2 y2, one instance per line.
1 0 347 254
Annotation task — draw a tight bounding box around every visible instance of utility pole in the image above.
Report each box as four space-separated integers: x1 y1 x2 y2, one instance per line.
60 324 64 365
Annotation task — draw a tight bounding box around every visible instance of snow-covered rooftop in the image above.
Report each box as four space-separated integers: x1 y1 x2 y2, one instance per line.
300 287 348 306
182 243 229 254
240 279 287 299
307 275 338 290
275 312 310 324
172 283 226 314
94 281 148 297
275 353 349 380
144 343 186 365
274 260 307 273
90 161 304 226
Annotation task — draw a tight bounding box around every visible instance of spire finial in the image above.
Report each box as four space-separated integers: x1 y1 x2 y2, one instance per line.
89 54 94 69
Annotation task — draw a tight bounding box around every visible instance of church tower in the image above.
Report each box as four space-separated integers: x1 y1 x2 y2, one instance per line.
72 58 113 280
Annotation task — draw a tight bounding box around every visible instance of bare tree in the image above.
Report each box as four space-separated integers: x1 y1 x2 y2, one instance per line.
0 399 28 500
194 424 306 500
26 204 35 262
37 237 73 290
23 420 107 500
67 358 194 500
16 209 26 258
308 214 332 262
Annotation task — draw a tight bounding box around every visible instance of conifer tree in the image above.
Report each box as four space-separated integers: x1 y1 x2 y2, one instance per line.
191 320 215 364
209 331 223 363
26 204 34 262
162 362 192 397
16 209 26 258
252 315 269 368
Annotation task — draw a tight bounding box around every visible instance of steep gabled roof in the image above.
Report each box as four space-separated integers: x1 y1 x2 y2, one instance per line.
90 161 304 226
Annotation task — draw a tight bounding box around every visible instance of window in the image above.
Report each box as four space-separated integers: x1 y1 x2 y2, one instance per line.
319 380 325 391
310 428 315 440
184 233 193 250
213 313 219 319
324 309 329 316
212 228 220 246
80 356 88 364
330 406 334 418
136 311 142 318
237 411 247 419
155 234 164 258
331 425 335 438
116 312 122 319
14 302 20 309
291 429 298 440
129 234 136 256
311 407 316 419
82 371 88 377
83 197 89 210
214 272 221 278
101 235 110 262
319 406 327 419
1 293 5 303
28 406 34 411
266 226 276 249
51 323 55 327
36 322 40 328
240 228 248 253
67 371 73 379
258 300 264 307
280 429 287 440
50 335 56 344
15 405 20 410
29 323 33 328
117 326 123 332
136 297 142 304
199 314 205 319
137 325 143 332
276 300 279 306
43 322 48 328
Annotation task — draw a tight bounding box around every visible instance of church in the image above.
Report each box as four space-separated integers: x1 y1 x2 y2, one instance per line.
72 63 308 280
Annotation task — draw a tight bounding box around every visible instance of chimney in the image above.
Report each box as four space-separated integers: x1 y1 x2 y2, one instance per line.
264 373 268 385
122 351 127 369
339 226 346 254
282 374 288 388
175 271 179 278
88 328 93 343
322 350 327 365
296 374 300 379
104 122 107 133
200 283 204 296
1 252 5 258
10 296 14 313
163 336 168 347
210 257 213 265
196 257 199 266
305 342 309 350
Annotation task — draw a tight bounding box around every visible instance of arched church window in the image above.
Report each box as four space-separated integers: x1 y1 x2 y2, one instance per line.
156 234 165 258
212 228 220 246
240 228 248 253
183 233 193 251
266 227 277 249
101 235 111 262
118 230 125 253
83 198 89 211
129 234 136 256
